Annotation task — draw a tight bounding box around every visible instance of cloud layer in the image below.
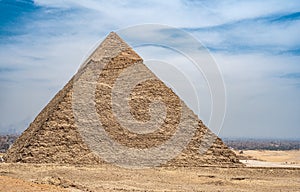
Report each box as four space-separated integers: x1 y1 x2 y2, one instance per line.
0 0 299 138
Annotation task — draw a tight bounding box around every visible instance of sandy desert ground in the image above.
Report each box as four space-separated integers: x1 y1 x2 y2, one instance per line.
0 150 299 192
235 150 300 168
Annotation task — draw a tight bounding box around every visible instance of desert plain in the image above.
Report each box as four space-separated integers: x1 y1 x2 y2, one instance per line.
0 150 299 192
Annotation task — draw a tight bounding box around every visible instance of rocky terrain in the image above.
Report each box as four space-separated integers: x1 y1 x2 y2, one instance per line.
0 163 299 192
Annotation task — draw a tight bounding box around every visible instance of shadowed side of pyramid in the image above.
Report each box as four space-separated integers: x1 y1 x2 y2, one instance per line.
4 32 242 167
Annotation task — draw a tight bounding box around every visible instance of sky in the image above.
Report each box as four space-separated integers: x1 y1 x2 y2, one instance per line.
0 0 299 139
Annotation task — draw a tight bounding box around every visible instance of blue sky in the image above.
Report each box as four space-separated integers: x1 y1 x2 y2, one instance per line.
0 0 299 139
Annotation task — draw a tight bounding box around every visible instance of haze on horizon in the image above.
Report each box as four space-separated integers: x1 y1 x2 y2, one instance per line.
0 0 299 139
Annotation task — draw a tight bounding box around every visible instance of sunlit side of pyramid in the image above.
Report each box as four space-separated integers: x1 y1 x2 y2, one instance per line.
4 32 241 167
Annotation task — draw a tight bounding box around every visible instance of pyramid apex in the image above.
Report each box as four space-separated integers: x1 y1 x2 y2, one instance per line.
108 31 118 36
100 31 129 48
103 31 121 41
81 31 139 69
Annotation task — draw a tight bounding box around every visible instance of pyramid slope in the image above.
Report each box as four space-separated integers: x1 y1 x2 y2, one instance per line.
4 32 241 166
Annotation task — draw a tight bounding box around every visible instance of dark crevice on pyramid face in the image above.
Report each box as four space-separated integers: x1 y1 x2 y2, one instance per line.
4 32 243 167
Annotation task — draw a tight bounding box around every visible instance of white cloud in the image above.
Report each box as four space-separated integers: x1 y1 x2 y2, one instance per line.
0 0 299 138
214 53 300 138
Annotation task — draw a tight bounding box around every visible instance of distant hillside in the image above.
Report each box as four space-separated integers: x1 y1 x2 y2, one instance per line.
223 138 300 150
0 135 19 153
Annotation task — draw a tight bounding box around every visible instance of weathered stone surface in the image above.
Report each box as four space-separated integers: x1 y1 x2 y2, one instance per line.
4 32 242 167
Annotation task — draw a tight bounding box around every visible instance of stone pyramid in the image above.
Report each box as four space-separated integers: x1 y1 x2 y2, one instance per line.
4 32 241 167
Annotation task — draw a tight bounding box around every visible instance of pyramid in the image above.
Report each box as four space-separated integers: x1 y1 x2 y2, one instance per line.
4 32 242 167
